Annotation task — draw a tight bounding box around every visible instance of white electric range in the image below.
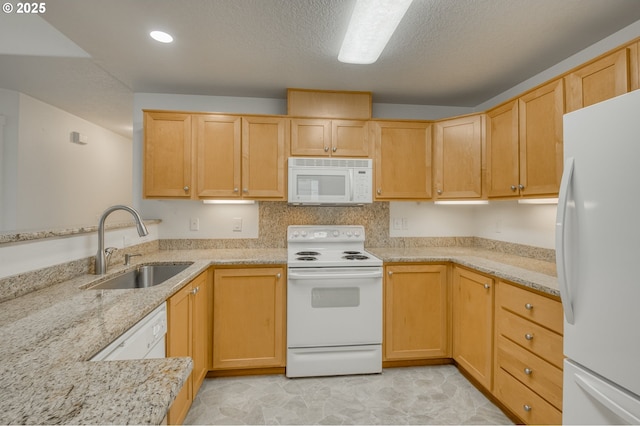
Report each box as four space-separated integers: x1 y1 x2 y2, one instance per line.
286 225 383 378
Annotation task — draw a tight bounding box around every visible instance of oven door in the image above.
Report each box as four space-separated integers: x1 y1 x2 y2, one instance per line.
287 266 382 348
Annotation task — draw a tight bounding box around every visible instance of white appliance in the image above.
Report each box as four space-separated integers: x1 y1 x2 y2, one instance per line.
288 157 373 205
91 303 167 361
557 90 640 424
286 225 383 378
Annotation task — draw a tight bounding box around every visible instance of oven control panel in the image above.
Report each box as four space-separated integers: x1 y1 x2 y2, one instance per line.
288 225 364 242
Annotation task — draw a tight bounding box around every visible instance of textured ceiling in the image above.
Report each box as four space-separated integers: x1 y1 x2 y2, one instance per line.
2 0 640 137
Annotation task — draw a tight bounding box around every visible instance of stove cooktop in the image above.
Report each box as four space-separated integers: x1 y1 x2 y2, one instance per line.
287 225 382 268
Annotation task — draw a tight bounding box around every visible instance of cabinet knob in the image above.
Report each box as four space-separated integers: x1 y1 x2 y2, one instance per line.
519 184 525 190
332 147 337 152
525 303 534 310
483 283 491 289
234 187 239 192
525 333 534 341
276 273 281 279
510 185 517 191
524 367 533 375
388 271 393 276
324 146 329 152
243 188 248 193
377 189 381 195
191 287 198 295
183 186 190 192
437 189 442 195
523 404 532 412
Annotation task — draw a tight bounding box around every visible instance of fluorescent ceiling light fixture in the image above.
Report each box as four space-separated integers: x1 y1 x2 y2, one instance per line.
149 30 173 43
338 0 414 64
203 200 255 205
518 198 559 205
434 200 490 205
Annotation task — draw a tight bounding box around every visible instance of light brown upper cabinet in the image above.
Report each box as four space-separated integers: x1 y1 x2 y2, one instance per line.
565 47 635 113
371 121 432 200
433 114 484 200
290 118 369 157
517 79 564 197
486 101 519 198
143 111 192 198
240 116 288 199
144 111 288 200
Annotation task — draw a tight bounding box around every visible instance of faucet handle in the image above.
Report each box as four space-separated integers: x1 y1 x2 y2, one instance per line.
104 247 117 262
124 253 142 266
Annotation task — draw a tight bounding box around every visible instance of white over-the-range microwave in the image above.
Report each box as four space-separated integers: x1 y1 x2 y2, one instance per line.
287 157 373 205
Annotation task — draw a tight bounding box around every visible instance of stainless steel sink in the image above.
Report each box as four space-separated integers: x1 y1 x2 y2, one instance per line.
87 263 192 290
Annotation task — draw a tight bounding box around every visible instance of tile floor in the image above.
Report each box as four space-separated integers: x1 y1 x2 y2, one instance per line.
184 365 513 425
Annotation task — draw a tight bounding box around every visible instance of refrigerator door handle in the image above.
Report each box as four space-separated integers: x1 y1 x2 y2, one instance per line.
574 372 640 424
556 157 575 324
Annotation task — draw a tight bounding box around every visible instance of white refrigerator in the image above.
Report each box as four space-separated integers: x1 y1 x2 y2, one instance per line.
557 89 640 424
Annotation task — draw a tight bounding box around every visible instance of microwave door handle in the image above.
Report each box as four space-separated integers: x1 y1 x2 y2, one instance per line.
349 169 354 201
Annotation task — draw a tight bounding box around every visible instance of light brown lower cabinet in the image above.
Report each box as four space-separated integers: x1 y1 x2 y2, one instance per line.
383 264 450 362
493 280 564 425
166 269 212 425
452 267 495 390
212 267 286 370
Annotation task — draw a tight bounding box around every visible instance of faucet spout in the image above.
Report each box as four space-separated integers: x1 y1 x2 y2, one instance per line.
95 205 148 275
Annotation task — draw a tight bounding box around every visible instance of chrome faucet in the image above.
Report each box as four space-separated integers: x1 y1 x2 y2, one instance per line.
95 205 148 275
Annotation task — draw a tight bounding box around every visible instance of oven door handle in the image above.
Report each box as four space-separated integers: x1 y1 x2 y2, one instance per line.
288 269 383 280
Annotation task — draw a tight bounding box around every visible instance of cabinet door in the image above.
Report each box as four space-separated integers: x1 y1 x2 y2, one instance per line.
433 114 484 199
372 121 432 200
291 118 331 156
486 101 520 198
518 79 564 197
213 267 286 370
384 264 449 361
331 120 369 157
191 271 212 392
143 111 192 198
565 48 631 113
453 267 494 390
241 117 287 199
194 114 241 198
166 284 193 425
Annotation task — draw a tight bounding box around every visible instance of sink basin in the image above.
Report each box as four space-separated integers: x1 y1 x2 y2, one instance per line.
87 263 192 290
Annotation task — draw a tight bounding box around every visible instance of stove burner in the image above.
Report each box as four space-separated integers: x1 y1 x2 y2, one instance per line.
296 251 320 256
343 251 362 255
342 254 370 260
296 256 317 261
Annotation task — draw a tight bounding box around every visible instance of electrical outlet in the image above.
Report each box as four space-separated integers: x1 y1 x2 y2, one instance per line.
190 218 200 231
402 217 408 230
393 218 402 230
232 217 242 232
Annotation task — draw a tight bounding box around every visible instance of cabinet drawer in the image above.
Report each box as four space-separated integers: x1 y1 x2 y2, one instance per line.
495 368 562 425
497 335 563 409
497 309 563 369
497 282 563 335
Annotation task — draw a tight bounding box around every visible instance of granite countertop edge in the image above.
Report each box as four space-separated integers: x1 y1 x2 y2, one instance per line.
0 246 556 424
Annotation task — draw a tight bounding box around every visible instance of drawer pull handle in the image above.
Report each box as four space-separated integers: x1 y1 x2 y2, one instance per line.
525 333 534 341
523 404 532 412
524 367 533 375
525 303 533 310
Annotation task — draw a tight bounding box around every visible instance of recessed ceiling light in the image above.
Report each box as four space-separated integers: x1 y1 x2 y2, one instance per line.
149 30 173 43
338 0 413 64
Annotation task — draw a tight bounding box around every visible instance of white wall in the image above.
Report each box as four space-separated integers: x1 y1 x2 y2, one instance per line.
0 91 134 231
0 88 20 230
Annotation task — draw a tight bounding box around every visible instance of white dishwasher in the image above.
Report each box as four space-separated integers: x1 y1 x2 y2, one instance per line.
91 302 167 361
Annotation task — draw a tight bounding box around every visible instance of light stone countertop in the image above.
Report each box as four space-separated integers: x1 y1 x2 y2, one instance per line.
0 248 287 425
0 246 557 424
368 246 559 297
